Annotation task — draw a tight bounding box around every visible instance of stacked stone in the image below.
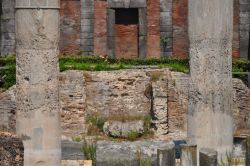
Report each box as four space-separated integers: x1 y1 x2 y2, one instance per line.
240 0 250 59
152 76 169 135
160 0 173 57
0 132 24 166
1 0 15 56
80 0 94 55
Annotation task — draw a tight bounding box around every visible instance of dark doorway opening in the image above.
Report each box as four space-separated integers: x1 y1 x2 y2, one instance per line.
115 8 138 25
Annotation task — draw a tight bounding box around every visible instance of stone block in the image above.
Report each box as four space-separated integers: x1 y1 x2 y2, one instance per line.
130 0 147 8
157 143 175 166
62 140 84 160
180 144 197 166
107 9 115 37
139 36 147 59
103 120 144 138
139 8 147 36
96 140 175 166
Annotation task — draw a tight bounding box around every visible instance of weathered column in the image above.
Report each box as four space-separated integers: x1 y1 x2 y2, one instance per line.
199 148 217 166
157 143 175 166
188 0 234 161
15 0 61 165
180 144 197 166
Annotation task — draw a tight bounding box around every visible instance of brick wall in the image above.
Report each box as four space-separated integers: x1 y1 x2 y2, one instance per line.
172 0 189 59
0 0 244 58
94 0 107 56
1 70 249 138
233 0 240 58
147 0 161 58
60 0 81 55
115 25 139 59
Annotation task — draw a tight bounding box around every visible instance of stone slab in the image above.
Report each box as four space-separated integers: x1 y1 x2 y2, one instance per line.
96 140 175 166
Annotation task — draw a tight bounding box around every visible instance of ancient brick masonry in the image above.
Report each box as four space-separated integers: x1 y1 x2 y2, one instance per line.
172 0 188 59
94 0 108 56
60 0 81 55
0 70 249 139
0 0 245 58
147 0 161 58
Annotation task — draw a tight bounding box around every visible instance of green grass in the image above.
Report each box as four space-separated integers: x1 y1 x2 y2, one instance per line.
0 55 249 90
82 140 96 165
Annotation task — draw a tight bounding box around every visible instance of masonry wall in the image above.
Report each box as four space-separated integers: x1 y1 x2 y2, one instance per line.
60 0 81 55
1 69 249 138
0 0 246 59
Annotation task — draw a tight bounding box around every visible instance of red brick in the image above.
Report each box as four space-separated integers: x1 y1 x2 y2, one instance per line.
115 25 138 59
147 0 161 58
173 0 189 59
60 0 81 55
94 0 107 56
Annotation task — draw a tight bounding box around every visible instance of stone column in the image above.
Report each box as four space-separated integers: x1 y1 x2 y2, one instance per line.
15 0 61 165
180 144 197 166
188 0 234 162
157 143 175 166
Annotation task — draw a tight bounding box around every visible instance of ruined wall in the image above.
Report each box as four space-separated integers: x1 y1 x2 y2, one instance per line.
1 69 249 138
1 0 15 56
60 0 81 55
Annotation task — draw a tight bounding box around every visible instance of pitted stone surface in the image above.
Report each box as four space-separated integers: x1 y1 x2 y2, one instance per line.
15 1 61 165
188 0 234 160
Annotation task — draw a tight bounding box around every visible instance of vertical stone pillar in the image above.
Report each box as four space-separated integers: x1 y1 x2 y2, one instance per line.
188 0 234 161
15 0 61 165
246 136 250 166
157 142 175 166
180 144 197 166
107 8 115 58
199 148 217 166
